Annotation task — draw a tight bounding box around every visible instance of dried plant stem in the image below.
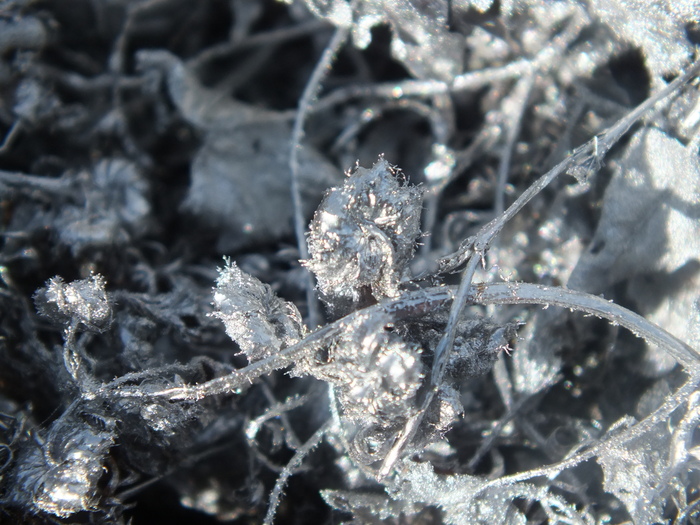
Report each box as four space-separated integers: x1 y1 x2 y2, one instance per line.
0 120 22 154
473 374 700 493
263 420 330 525
378 256 481 478
440 56 700 273
290 26 348 329
467 394 532 471
246 393 308 472
313 14 579 113
192 19 331 65
134 281 697 410
475 282 700 372
380 277 699 478
314 58 532 111
249 391 308 444
494 73 534 216
0 169 74 197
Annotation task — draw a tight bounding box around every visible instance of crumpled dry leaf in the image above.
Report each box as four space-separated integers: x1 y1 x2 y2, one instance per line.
185 121 340 252
569 128 700 292
55 159 151 254
568 128 700 373
136 50 341 252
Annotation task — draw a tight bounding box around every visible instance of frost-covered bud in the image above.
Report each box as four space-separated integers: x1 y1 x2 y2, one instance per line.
342 334 423 422
305 158 422 312
318 322 424 466
34 274 112 333
212 260 304 362
301 312 423 434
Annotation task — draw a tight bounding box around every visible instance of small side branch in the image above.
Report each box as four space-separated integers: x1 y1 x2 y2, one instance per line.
263 421 331 525
473 282 700 372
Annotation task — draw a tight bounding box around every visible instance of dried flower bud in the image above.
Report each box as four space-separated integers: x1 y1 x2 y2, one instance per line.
212 260 304 362
341 333 423 423
298 312 423 464
305 158 422 312
9 414 116 518
303 313 423 423
34 274 112 333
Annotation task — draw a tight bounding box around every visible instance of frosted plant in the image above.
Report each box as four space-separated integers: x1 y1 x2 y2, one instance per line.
5 1 700 523
304 158 422 312
212 259 305 362
34 274 112 334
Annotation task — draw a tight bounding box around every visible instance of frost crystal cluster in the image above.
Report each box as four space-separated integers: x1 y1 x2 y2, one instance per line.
34 274 112 333
2 0 700 524
298 311 426 465
305 158 422 310
212 260 304 362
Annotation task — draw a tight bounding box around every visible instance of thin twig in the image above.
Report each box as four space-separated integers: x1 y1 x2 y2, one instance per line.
474 282 700 371
473 375 700 493
126 281 698 419
494 73 535 216
312 59 533 113
290 26 349 329
440 56 700 274
312 13 580 115
192 19 331 66
263 420 330 525
0 170 75 197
